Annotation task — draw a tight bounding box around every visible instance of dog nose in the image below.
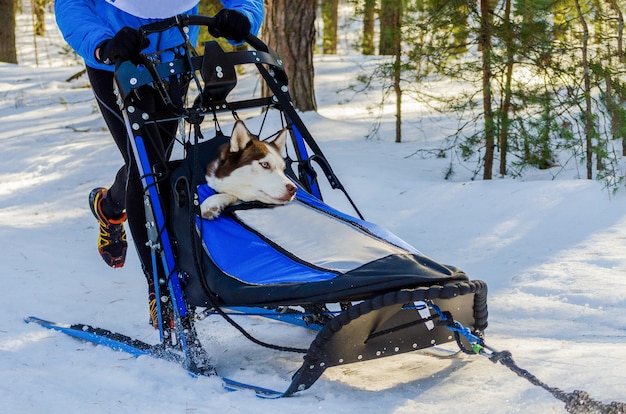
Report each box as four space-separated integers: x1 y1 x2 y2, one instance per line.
286 183 297 195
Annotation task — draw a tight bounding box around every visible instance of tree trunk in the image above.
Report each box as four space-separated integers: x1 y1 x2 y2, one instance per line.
393 1 402 142
362 0 375 55
379 0 400 55
0 0 17 64
394 46 402 143
606 0 626 155
33 0 48 37
574 0 595 178
499 0 514 176
608 0 624 62
262 0 317 111
480 0 495 179
322 0 338 54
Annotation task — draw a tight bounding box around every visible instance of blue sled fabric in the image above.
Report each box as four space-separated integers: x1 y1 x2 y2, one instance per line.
196 185 422 285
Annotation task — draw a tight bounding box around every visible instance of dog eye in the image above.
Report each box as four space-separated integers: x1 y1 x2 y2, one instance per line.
260 162 270 169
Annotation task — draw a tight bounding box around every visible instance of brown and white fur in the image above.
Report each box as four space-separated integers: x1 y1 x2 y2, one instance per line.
200 120 297 220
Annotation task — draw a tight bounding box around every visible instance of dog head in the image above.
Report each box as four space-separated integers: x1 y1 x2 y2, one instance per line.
206 120 297 205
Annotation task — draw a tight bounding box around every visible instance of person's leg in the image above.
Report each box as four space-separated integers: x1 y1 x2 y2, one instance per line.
87 66 181 325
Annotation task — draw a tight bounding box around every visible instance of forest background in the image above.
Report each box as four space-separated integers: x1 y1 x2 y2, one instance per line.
0 0 625 189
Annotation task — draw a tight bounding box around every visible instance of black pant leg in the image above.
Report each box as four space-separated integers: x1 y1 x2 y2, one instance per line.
86 66 179 277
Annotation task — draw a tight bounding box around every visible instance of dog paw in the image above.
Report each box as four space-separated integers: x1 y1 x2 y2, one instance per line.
200 207 220 220
200 201 222 220
200 194 237 220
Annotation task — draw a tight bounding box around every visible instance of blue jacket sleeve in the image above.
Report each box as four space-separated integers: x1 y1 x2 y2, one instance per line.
54 0 115 68
221 0 264 37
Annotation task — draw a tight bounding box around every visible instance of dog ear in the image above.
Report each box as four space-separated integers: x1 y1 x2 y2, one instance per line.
230 120 252 152
271 128 288 153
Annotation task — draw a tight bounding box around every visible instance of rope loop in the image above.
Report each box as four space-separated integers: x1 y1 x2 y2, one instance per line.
430 303 626 414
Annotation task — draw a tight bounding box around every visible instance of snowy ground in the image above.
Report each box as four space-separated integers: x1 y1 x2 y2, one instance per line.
1 8 625 414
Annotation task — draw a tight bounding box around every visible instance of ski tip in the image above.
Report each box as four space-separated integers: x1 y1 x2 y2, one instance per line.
221 377 285 399
24 316 44 324
24 316 69 328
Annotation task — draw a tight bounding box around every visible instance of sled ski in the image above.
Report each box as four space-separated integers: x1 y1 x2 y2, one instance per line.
24 316 154 357
24 315 285 397
27 14 489 398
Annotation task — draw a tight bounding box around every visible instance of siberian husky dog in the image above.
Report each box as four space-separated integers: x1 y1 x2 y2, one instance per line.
200 120 297 220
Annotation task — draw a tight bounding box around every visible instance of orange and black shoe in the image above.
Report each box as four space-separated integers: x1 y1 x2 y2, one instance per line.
89 187 127 268
147 278 174 330
148 280 159 328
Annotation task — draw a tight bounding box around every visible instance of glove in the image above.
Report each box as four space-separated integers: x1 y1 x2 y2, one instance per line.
97 27 150 65
209 9 251 43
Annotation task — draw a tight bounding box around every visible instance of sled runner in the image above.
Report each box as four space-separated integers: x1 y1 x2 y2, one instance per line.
27 15 489 397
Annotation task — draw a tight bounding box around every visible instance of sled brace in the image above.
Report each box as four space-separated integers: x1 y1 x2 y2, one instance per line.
280 281 487 395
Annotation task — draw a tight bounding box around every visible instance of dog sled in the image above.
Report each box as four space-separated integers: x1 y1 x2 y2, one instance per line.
27 15 489 397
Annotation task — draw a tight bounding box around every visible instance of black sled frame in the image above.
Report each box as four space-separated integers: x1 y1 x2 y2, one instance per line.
32 15 489 397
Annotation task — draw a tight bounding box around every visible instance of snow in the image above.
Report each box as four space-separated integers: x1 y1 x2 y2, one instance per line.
1 8 626 414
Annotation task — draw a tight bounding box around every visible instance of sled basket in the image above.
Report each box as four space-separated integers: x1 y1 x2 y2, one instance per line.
168 133 488 394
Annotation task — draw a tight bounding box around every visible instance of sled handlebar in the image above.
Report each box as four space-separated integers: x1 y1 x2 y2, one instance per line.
139 14 268 53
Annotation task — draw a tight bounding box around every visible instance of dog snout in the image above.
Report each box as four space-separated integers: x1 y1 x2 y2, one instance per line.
286 182 297 196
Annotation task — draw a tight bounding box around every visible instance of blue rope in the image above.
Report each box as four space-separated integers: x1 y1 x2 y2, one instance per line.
429 302 485 354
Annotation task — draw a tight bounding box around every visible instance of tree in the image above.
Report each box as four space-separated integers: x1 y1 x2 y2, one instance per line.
262 0 317 111
322 0 339 54
362 0 376 55
33 0 49 37
379 0 401 55
574 0 594 179
479 0 496 179
0 0 17 64
391 0 403 142
498 0 514 176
